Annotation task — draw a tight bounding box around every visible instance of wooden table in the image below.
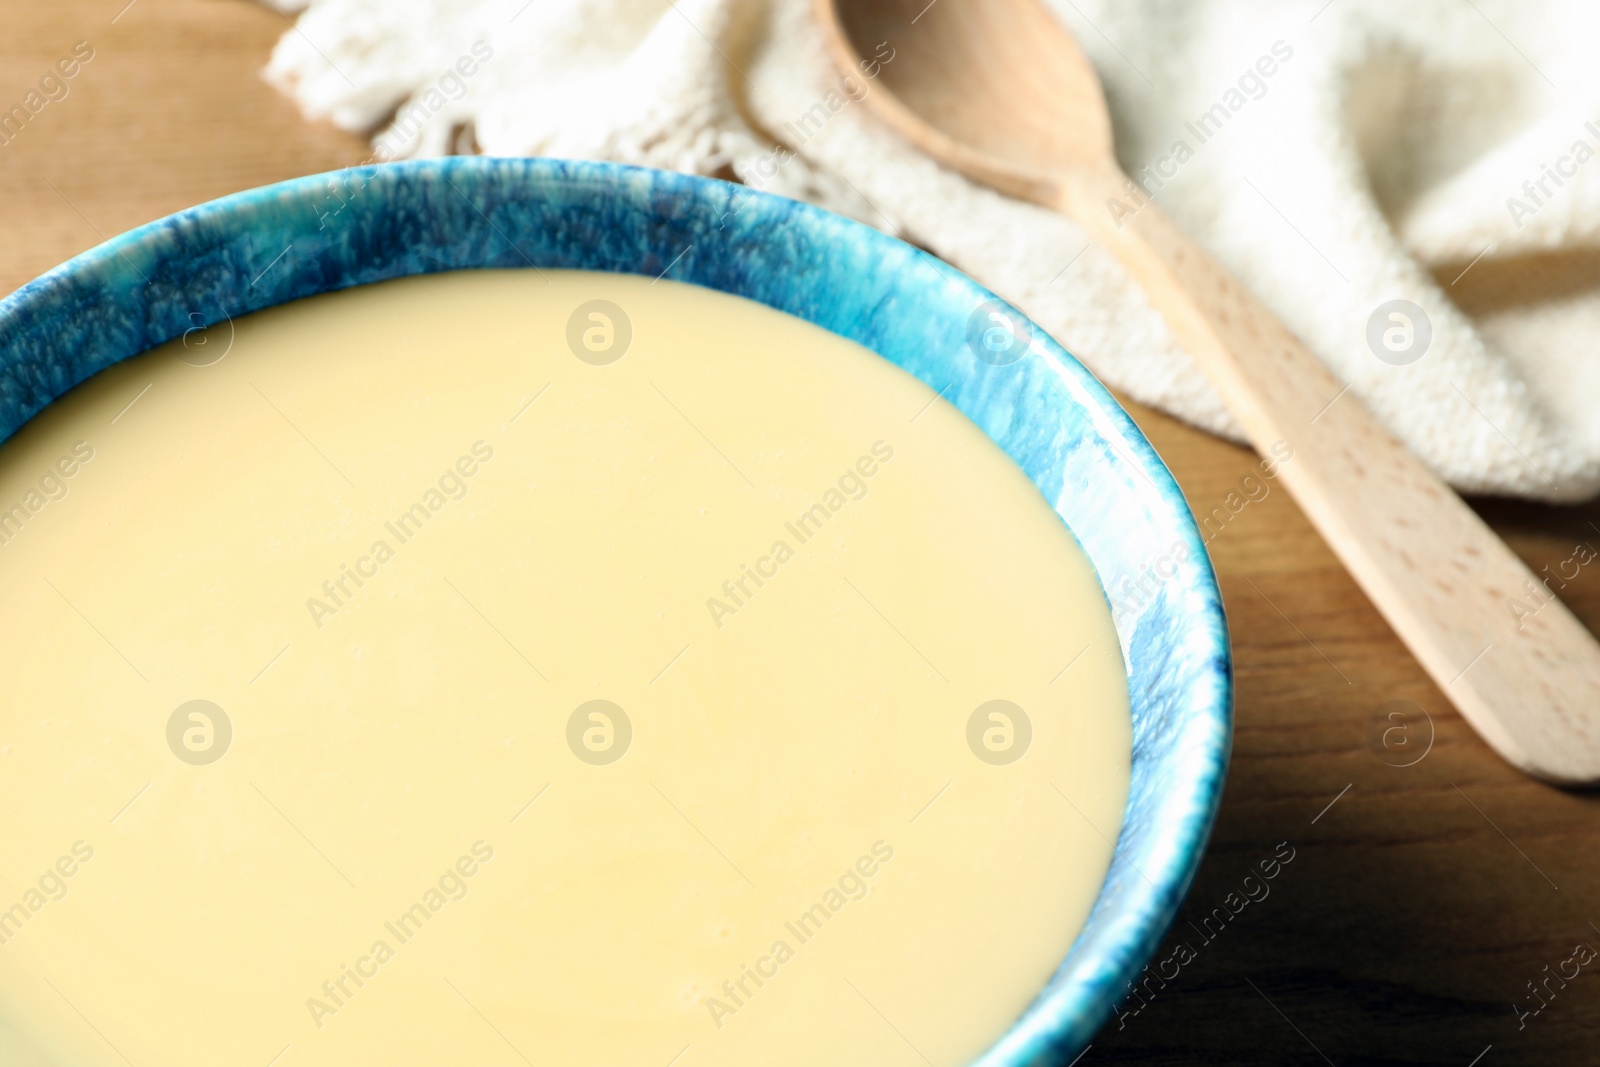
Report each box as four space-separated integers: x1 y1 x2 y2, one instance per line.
9 3 1600 1064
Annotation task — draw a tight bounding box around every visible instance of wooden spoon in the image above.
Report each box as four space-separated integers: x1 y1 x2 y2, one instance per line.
815 0 1600 783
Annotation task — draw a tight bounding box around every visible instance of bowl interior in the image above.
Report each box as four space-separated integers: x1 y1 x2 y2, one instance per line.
0 157 1231 1063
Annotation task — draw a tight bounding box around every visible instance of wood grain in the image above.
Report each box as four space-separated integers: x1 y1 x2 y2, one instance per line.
12 0 1600 1062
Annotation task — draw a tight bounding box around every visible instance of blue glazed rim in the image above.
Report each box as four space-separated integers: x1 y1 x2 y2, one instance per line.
0 157 1231 1063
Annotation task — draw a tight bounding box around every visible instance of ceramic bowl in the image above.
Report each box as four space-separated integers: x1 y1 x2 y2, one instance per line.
0 157 1231 1062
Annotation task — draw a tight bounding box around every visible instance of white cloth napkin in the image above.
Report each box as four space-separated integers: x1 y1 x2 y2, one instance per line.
263 0 1600 501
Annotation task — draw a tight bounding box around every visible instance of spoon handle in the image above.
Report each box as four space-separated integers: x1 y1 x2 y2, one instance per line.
1055 161 1600 784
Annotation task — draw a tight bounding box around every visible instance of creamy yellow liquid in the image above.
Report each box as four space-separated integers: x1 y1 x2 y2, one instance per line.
0 270 1129 1067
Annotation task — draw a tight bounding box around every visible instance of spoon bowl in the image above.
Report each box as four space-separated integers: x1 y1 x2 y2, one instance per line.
828 0 1110 200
